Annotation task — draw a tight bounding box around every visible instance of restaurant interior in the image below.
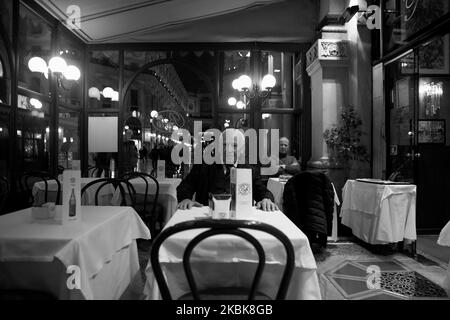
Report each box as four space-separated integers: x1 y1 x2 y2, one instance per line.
0 0 450 301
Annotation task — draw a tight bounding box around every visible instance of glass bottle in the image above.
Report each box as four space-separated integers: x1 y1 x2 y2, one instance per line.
69 188 76 217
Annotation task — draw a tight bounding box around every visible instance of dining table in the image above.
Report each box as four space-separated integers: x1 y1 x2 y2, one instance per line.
438 221 450 296
143 206 322 300
0 206 150 300
340 179 417 246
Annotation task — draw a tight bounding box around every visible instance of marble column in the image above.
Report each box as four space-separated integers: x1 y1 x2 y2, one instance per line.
306 39 349 168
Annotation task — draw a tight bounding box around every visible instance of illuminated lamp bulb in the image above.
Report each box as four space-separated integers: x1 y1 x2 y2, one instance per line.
48 56 67 74
28 57 47 73
102 87 114 99
64 65 81 81
228 97 237 106
261 74 276 90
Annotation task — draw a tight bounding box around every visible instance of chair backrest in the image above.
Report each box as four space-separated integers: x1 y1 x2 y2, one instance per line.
0 176 9 213
81 178 136 206
88 166 111 178
121 172 160 235
20 171 61 205
150 219 295 300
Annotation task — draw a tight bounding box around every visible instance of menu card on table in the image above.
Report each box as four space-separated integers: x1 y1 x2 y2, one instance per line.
230 168 252 219
62 170 81 224
157 160 165 179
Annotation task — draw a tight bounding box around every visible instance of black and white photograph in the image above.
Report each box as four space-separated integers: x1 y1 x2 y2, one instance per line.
0 0 450 309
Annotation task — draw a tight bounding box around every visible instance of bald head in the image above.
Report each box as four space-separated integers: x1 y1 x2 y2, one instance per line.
221 128 245 164
279 137 289 155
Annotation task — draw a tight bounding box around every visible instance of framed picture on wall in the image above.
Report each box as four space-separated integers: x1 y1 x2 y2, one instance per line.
418 119 446 144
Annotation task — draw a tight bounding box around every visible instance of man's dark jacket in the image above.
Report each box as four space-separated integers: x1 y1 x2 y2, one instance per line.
282 171 334 246
177 164 274 206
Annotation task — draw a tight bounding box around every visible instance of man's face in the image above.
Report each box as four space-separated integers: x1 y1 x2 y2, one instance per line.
279 139 289 154
223 141 239 164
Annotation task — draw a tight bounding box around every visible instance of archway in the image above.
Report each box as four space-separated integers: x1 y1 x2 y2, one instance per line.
120 57 217 174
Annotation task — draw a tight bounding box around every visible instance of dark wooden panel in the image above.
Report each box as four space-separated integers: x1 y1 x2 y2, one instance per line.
416 145 450 231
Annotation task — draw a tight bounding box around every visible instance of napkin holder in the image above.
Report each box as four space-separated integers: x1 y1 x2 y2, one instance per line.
230 168 252 219
31 202 56 221
209 194 232 219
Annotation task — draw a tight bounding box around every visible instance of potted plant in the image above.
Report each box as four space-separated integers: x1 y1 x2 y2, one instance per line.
323 105 370 177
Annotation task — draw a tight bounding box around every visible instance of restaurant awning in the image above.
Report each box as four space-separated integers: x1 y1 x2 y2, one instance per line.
35 0 318 43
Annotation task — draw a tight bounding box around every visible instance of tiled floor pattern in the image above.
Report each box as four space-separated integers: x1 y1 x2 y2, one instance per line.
317 242 449 300
134 239 449 300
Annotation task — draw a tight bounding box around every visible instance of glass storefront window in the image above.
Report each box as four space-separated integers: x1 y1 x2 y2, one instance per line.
261 113 297 159
384 0 450 54
218 113 250 131
88 51 119 109
221 50 251 109
18 4 52 95
124 51 167 85
16 105 51 173
261 51 294 109
0 0 13 44
58 109 80 169
56 30 83 108
0 108 9 177
0 55 10 105
17 94 49 116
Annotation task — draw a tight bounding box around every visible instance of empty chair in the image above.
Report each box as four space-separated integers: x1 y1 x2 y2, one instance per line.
282 171 334 252
121 172 163 237
150 219 295 300
81 178 136 206
19 171 61 206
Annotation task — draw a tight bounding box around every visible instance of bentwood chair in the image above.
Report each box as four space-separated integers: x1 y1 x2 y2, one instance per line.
150 219 295 300
81 178 136 207
121 172 163 237
19 171 61 206
87 166 109 178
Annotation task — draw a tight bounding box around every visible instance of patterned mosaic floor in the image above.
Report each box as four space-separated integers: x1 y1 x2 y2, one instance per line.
318 242 449 300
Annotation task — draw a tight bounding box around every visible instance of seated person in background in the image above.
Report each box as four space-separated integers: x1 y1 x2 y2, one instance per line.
277 137 301 176
176 128 277 212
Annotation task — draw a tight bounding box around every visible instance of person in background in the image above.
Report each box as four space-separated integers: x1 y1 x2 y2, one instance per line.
277 137 301 176
150 145 159 172
176 128 277 211
129 141 138 172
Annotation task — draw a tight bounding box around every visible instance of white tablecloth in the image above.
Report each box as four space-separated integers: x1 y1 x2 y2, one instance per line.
0 206 150 299
341 180 417 244
33 178 116 206
143 206 321 300
112 178 181 224
438 221 450 295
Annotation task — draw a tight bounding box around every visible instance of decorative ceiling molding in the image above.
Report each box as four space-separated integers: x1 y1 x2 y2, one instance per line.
35 0 318 43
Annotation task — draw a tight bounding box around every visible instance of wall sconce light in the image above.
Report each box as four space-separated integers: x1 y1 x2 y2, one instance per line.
228 73 276 109
88 87 119 101
28 55 80 89
29 98 42 109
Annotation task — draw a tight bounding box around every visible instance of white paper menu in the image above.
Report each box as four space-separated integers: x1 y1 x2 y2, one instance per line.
62 170 81 224
157 160 166 179
230 168 252 219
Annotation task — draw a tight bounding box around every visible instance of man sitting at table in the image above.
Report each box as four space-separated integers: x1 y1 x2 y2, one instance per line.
276 137 301 176
176 128 278 211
